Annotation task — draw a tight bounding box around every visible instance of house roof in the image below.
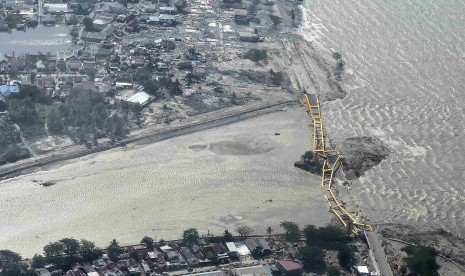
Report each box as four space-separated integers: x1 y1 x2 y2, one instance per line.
159 14 175 20
127 92 153 105
277 260 303 272
234 241 251 256
235 9 248 17
226 242 237 252
0 84 20 97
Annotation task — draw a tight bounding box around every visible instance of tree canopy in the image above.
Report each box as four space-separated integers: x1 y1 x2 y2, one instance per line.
337 245 356 270
107 239 123 262
237 225 253 236
304 225 345 248
80 240 103 263
298 245 326 272
140 236 154 251
280 221 300 242
183 228 199 243
402 245 439 276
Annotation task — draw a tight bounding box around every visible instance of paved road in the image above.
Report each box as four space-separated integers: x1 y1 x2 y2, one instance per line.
365 231 394 276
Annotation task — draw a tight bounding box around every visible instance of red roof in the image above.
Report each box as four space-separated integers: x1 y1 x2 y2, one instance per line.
277 260 303 272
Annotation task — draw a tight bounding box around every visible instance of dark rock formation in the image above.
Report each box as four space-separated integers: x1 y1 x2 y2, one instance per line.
340 136 390 179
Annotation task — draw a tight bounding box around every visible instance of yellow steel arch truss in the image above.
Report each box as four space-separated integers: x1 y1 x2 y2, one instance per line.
304 94 373 235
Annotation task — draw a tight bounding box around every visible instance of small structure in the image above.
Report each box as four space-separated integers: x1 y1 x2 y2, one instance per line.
356 266 370 276
234 241 251 256
159 6 177 14
234 9 249 23
44 3 70 14
193 272 223 276
127 91 153 106
233 266 272 276
43 14 57 25
0 84 20 97
159 14 175 25
178 61 193 70
276 260 303 276
238 32 261 43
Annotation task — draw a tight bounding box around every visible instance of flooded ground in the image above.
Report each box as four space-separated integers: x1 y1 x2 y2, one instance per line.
0 26 71 55
0 107 331 256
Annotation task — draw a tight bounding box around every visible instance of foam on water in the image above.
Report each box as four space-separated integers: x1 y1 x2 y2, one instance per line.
301 0 465 237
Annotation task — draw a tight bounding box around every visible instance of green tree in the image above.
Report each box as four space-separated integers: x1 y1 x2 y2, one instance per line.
46 105 64 134
326 266 340 276
170 79 182 96
0 250 22 265
83 17 93 31
104 114 129 142
280 221 300 242
31 254 46 268
337 245 355 270
269 69 284 86
43 242 65 266
402 245 439 276
59 238 81 269
304 225 345 248
236 225 253 236
266 226 273 238
183 228 199 243
298 246 326 272
107 239 123 262
223 230 234 242
141 236 154 251
8 98 38 125
80 240 102 263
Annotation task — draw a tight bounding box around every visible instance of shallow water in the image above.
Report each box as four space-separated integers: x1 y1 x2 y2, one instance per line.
301 0 465 237
0 108 331 256
0 26 71 55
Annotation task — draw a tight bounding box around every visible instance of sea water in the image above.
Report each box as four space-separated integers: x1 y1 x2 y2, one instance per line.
301 0 465 237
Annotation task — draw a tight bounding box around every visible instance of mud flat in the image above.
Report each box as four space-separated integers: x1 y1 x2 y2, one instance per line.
0 107 332 257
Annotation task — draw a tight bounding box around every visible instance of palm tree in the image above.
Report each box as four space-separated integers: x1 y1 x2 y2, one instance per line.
266 226 273 238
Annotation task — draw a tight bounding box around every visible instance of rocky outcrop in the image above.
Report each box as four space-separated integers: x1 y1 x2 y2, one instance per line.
340 136 390 179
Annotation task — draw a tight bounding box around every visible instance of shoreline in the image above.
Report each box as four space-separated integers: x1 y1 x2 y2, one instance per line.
1 0 464 272
0 99 297 181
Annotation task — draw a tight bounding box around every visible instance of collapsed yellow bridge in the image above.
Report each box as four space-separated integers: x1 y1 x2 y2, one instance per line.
304 94 373 235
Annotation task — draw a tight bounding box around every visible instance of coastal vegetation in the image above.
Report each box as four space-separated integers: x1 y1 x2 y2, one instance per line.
294 151 324 174
401 245 439 276
279 222 358 274
0 222 373 276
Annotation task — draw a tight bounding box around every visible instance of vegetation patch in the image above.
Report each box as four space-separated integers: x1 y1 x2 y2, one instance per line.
294 151 325 175
243 48 268 63
401 245 439 276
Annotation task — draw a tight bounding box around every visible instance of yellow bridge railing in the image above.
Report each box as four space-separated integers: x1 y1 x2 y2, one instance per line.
304 94 373 235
